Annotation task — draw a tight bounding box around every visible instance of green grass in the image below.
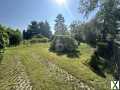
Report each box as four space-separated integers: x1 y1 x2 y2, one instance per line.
0 43 113 90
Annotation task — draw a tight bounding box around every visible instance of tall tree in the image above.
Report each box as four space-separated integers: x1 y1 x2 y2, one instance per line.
54 14 67 35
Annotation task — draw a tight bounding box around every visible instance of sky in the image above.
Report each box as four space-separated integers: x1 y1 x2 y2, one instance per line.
0 0 96 32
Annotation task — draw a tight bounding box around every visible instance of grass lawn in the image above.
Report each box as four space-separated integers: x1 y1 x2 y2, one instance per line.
0 43 113 90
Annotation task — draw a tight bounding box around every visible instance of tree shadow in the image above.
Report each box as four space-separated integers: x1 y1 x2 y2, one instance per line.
88 41 116 78
0 53 3 64
49 49 80 58
66 50 80 58
89 52 106 78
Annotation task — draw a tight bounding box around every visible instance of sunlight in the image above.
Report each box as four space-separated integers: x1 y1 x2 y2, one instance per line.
55 0 66 5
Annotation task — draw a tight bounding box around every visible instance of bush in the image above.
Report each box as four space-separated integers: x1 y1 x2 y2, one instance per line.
0 32 9 48
30 37 49 44
50 35 78 52
97 41 113 58
7 29 22 46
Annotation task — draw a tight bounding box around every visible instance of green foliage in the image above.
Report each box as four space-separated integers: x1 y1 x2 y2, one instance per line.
0 25 9 52
0 32 9 50
0 43 113 90
89 51 107 78
97 41 114 58
97 42 108 57
54 14 67 35
70 21 83 44
70 19 98 46
79 0 120 39
7 29 22 46
50 35 78 52
85 31 97 45
23 21 52 39
51 14 78 53
0 25 22 47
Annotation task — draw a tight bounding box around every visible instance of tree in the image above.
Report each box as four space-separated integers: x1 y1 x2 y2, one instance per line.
27 21 39 39
50 14 78 52
23 21 52 39
79 0 120 40
70 21 83 44
7 28 22 46
44 21 52 38
0 32 9 50
50 35 78 52
78 0 120 57
0 25 9 52
0 24 22 48
79 0 120 79
39 21 52 38
70 19 99 45
23 30 27 39
54 14 67 35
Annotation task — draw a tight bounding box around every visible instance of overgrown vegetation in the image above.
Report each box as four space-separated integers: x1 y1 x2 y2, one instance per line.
0 25 21 51
0 43 113 90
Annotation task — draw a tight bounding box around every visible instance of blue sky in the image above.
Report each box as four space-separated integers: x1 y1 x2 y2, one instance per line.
0 0 96 31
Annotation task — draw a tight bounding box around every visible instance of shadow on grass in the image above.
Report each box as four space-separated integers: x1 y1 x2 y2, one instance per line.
89 52 107 78
0 53 3 64
49 49 80 58
66 50 80 58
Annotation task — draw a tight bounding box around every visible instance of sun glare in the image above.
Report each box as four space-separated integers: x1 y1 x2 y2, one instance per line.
55 0 66 5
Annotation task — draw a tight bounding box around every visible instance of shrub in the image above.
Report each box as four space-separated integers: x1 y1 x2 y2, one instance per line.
97 41 113 58
0 32 9 52
8 29 22 46
50 35 78 52
85 32 97 46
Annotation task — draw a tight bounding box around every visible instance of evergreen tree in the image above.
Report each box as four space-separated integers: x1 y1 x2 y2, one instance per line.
54 14 67 35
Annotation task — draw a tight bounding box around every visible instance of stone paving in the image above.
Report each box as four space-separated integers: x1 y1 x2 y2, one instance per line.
0 53 94 90
41 60 94 90
0 56 32 90
13 56 32 90
31 52 94 90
